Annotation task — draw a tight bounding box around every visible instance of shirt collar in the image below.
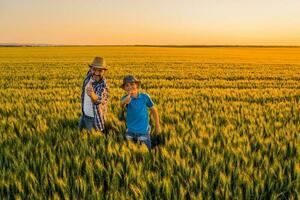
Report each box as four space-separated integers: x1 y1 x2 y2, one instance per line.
131 92 140 99
90 76 106 84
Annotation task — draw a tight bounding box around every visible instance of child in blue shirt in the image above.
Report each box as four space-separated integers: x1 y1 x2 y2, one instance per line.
120 75 161 152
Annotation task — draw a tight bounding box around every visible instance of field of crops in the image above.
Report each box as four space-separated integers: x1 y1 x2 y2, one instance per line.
0 46 299 199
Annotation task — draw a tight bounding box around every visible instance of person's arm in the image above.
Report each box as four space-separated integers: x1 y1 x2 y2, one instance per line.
87 81 107 105
150 106 161 134
98 86 109 117
99 86 109 106
120 91 132 108
87 80 98 102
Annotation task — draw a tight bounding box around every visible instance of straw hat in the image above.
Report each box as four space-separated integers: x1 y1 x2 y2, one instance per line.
88 57 108 70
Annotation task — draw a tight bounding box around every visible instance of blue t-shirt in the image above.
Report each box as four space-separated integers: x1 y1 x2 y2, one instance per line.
121 92 154 134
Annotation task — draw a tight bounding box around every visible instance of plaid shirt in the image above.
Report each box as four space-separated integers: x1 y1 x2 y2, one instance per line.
81 70 109 131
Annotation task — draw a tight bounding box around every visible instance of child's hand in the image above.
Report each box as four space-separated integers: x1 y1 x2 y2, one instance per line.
123 94 131 104
155 126 161 135
126 88 133 96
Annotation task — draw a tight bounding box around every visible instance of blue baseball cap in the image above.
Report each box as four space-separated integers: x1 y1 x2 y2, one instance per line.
120 75 140 88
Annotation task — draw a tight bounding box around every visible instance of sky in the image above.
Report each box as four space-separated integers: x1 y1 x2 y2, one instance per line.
1 0 300 45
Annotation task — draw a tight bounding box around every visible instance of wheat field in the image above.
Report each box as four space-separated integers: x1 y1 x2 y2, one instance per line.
0 46 299 199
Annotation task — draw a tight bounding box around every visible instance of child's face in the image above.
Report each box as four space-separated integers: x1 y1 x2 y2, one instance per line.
124 82 138 93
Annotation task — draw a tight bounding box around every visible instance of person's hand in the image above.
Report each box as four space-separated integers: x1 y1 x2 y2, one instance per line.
123 94 131 105
86 80 93 95
126 87 133 96
155 126 161 135
87 81 97 101
123 89 132 105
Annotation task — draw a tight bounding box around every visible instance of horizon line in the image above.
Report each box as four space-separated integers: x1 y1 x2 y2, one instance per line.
1 43 300 48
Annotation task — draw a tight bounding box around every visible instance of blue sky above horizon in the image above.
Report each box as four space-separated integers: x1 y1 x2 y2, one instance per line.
1 0 300 45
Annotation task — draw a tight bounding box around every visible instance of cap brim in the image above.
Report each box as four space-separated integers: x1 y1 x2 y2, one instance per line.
120 81 140 89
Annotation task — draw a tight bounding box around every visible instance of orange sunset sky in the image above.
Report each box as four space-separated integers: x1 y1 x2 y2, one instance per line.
0 0 300 45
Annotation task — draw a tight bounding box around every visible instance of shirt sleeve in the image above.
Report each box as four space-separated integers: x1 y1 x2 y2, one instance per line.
100 85 109 106
94 82 108 106
145 93 154 108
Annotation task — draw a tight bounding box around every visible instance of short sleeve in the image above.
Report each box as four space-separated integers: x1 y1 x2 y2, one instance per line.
145 93 154 108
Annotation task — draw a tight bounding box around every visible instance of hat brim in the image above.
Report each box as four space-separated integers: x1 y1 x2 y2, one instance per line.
88 64 108 70
120 81 140 89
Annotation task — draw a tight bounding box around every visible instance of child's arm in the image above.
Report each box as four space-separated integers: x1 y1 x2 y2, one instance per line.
150 106 161 134
120 90 132 108
120 94 131 108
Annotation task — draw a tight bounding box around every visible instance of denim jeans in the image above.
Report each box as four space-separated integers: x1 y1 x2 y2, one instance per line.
126 127 151 152
78 114 95 131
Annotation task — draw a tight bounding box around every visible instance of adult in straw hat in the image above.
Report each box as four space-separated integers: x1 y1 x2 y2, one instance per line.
79 57 109 132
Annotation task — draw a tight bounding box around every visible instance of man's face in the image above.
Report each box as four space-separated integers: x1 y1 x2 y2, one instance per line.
91 68 105 81
124 82 138 93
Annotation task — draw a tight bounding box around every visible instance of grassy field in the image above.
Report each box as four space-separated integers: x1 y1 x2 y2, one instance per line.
0 46 299 199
